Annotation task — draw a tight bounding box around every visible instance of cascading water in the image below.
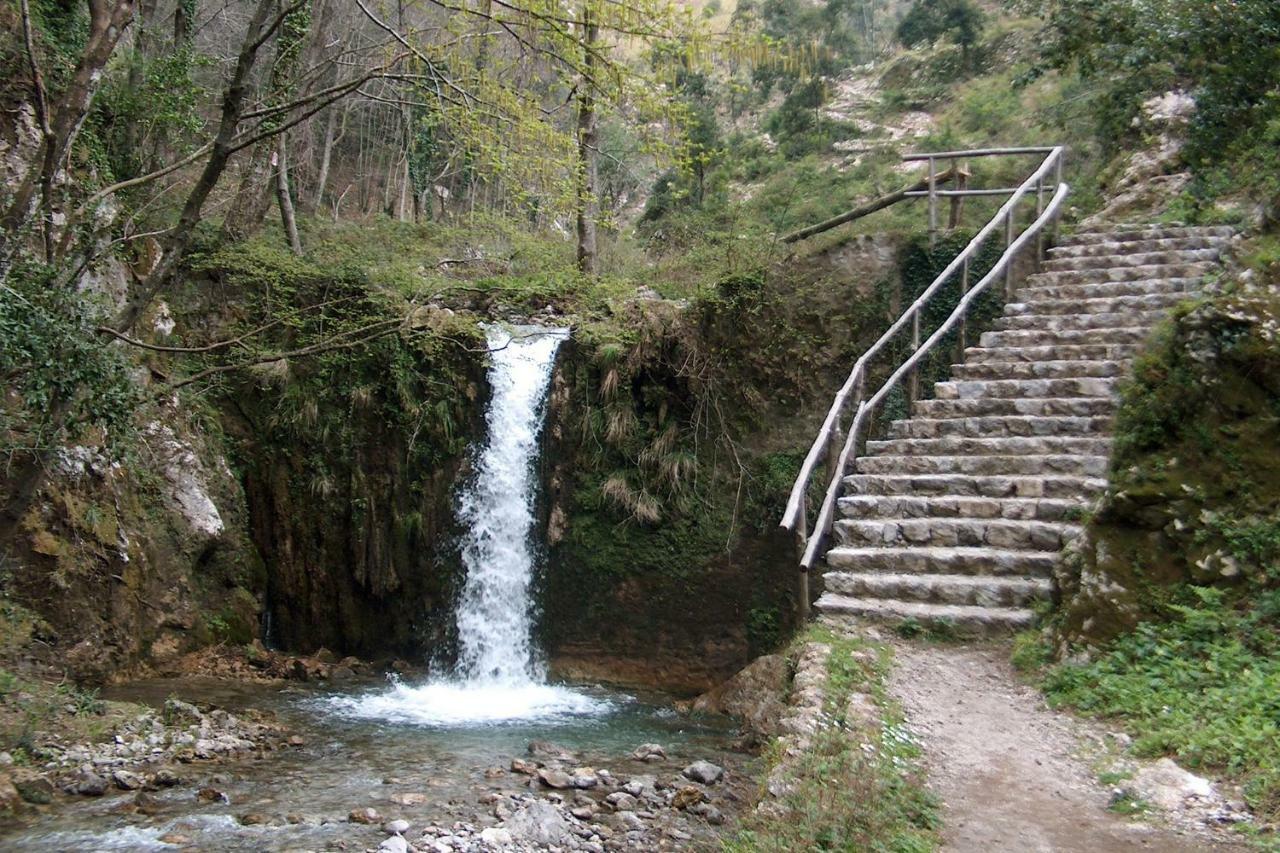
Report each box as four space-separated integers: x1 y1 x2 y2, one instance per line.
327 325 608 725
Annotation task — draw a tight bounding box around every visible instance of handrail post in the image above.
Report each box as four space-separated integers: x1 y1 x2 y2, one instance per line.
825 412 844 485
948 158 966 230
1005 209 1016 299
958 256 970 359
796 493 810 620
927 157 938 250
1053 149 1065 245
908 307 921 406
1035 175 1045 268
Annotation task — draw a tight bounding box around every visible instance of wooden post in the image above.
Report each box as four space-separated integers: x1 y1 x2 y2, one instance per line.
1035 176 1045 267
1052 150 1065 245
908 308 921 405
1005 209 1016 299
927 157 938 250
948 159 967 230
825 413 843 485
958 256 970 359
796 493 810 620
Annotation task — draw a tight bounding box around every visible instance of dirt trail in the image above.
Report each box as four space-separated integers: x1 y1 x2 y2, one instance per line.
889 642 1246 853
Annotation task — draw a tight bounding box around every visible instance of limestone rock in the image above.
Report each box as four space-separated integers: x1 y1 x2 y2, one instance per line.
682 760 724 785
502 800 572 846
692 654 789 739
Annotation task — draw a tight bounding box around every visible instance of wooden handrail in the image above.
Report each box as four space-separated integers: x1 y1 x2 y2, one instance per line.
779 146 1070 609
781 168 960 244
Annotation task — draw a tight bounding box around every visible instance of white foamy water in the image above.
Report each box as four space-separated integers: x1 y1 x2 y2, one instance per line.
325 325 611 725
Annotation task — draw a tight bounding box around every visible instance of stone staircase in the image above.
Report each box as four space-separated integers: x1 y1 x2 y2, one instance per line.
815 225 1235 636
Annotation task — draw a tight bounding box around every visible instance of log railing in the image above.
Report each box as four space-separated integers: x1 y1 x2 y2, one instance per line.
779 146 1070 618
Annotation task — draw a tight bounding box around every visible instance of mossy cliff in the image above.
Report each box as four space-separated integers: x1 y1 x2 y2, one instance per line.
1053 275 1280 649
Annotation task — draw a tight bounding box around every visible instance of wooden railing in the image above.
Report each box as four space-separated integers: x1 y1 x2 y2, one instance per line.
779 146 1070 617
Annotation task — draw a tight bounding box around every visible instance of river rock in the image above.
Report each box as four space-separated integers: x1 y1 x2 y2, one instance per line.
690 801 725 824
605 791 639 811
383 818 411 834
0 775 21 813
1127 758 1216 811
196 786 228 803
537 768 573 789
69 771 108 797
527 740 576 762
11 769 53 804
631 743 666 762
571 805 595 820
692 654 789 739
614 810 646 831
158 833 192 845
239 812 269 825
479 827 513 845
111 769 144 791
502 799 572 846
671 786 706 809
349 806 382 824
571 768 599 789
379 836 409 853
390 792 429 806
682 760 723 785
510 757 538 775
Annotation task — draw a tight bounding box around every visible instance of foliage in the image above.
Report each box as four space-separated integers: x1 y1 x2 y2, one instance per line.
1021 0 1280 206
0 265 140 462
1041 587 1280 819
897 0 985 67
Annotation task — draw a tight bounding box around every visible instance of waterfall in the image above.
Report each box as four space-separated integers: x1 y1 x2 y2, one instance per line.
326 325 609 726
452 325 567 684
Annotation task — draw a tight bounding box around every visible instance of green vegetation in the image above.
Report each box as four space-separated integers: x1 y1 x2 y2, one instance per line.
1040 587 1280 820
727 625 940 852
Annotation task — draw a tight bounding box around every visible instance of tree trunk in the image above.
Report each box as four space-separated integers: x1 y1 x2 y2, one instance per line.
310 101 340 213
575 7 599 277
276 134 303 254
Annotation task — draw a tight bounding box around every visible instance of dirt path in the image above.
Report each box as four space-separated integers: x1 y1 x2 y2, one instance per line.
889 642 1246 853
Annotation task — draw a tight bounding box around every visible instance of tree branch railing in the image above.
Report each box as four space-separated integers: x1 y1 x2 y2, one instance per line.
779 146 1070 618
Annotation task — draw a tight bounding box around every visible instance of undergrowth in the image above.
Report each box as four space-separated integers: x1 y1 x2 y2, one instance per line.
1039 587 1280 822
725 626 939 852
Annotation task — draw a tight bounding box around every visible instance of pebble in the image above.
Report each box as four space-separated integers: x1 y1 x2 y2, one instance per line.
349 806 382 824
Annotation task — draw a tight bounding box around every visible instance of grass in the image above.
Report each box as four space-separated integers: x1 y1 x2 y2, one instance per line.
1035 587 1280 822
725 625 940 852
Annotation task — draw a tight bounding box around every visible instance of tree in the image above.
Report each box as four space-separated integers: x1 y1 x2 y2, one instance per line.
896 0 984 70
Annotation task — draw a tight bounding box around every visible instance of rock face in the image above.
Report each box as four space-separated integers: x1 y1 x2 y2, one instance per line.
1054 289 1280 647
692 654 789 740
813 225 1235 637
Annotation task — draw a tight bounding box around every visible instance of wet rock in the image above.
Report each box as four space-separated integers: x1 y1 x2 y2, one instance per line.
196 786 228 803
536 768 573 789
510 758 538 775
682 760 724 785
349 806 382 824
384 818 411 834
484 767 506 779
288 735 306 747
571 805 595 820
693 654 789 739
614 810 645 831
527 740 576 762
69 771 108 797
239 812 269 825
671 786 706 809
164 698 204 724
605 791 638 811
503 799 572 846
570 768 599 789
12 769 53 804
158 833 192 845
111 769 144 791
631 743 666 762
390 792 429 806
133 791 163 816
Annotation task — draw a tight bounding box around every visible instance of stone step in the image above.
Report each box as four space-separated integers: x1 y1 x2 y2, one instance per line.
834 517 1082 550
993 310 1169 332
1047 235 1231 260
979 327 1152 348
854 453 1109 477
887 414 1112 439
865 435 1110 457
841 472 1107 499
934 377 1117 399
952 359 1127 381
1057 225 1235 247
822 571 1053 608
1026 262 1216 287
963 343 1140 363
816 594 1036 636
1016 277 1203 302
825 544 1060 577
1041 247 1223 272
1004 292 1189 317
913 396 1115 419
838 494 1090 522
